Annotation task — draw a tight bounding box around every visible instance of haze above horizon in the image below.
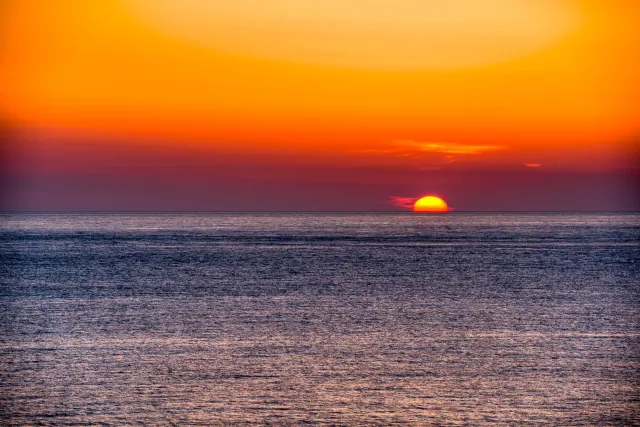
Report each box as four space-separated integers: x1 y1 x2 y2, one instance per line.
1 0 638 211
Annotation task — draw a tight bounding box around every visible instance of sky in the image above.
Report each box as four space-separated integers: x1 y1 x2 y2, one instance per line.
1 0 638 211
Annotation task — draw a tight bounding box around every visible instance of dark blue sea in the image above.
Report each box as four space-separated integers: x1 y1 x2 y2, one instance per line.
1 213 639 425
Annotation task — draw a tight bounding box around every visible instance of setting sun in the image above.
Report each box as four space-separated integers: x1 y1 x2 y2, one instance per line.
0 0 637 212
413 196 449 212
1 1 638 423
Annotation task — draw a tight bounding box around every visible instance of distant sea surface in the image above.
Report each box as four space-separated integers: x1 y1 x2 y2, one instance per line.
1 213 639 425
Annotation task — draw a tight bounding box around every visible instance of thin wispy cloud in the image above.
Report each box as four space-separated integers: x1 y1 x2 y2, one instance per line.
525 163 542 167
387 196 417 209
354 140 504 163
394 140 504 155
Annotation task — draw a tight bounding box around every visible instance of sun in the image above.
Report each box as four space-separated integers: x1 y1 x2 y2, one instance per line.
413 196 449 212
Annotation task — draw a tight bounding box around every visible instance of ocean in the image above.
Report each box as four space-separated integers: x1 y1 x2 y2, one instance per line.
1 213 638 425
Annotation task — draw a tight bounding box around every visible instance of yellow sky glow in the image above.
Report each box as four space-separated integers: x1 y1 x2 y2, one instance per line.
127 0 583 70
0 0 638 166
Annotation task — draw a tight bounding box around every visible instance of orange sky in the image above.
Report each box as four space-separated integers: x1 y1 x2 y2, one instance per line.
1 0 638 210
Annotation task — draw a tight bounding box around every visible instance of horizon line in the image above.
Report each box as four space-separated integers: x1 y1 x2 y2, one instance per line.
1 210 638 214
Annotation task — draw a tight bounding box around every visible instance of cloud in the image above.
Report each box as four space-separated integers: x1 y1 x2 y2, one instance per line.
525 163 542 167
387 196 417 209
394 140 504 155
355 140 504 163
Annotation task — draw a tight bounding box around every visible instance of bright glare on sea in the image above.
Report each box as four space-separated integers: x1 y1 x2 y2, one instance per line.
1 213 639 425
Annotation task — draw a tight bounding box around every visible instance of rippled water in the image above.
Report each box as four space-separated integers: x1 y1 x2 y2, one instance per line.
1 213 639 425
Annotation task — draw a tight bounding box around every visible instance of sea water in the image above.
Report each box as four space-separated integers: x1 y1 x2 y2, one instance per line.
1 213 638 425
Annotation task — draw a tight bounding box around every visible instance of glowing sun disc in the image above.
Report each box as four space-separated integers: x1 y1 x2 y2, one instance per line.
413 196 449 212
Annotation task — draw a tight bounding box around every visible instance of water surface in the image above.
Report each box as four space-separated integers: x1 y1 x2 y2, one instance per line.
1 213 639 424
